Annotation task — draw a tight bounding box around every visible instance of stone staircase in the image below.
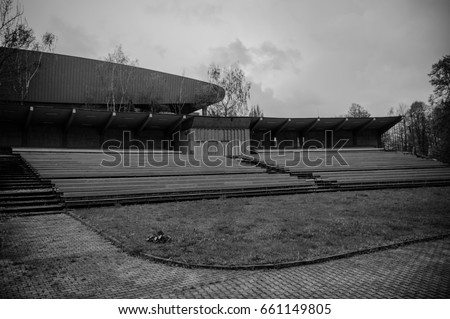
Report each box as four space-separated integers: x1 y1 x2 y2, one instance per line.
0 151 65 215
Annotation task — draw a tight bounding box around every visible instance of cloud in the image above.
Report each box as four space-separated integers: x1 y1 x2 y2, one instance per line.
207 39 301 72
153 45 167 59
252 41 301 72
248 80 323 118
145 0 222 24
209 39 253 66
195 39 305 116
248 82 288 117
49 17 99 58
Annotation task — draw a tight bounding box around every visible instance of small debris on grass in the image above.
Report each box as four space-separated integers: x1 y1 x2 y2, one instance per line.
147 230 171 243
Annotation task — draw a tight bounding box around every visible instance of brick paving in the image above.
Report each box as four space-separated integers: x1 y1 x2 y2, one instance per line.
1 213 449 298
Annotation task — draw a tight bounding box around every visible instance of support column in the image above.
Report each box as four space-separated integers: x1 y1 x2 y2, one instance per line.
22 106 34 147
100 111 116 145
63 108 76 147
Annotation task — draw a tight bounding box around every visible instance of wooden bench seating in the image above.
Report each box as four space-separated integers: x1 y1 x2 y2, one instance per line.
58 177 312 197
315 168 450 183
13 147 450 206
251 150 446 172
18 151 264 178
13 148 316 206
246 148 450 188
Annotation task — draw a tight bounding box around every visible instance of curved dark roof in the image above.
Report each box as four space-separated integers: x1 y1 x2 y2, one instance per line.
0 48 224 114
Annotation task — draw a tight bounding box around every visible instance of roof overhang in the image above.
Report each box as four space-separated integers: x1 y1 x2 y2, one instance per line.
249 116 402 134
0 104 402 135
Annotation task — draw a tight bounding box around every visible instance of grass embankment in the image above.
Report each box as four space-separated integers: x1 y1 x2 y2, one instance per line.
73 187 450 266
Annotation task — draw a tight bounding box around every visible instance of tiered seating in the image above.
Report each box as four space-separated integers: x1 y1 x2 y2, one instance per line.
250 149 446 172
244 148 450 190
314 168 450 187
18 150 266 178
15 148 315 207
13 147 450 207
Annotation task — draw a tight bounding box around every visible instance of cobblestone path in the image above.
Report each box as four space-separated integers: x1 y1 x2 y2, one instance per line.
1 214 449 298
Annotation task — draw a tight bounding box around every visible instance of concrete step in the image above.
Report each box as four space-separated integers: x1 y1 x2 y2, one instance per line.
0 203 65 213
0 193 60 202
64 185 317 207
0 185 55 191
0 178 51 185
0 198 61 207
0 172 38 178
0 181 40 186
0 180 52 186
0 169 36 174
0 188 56 197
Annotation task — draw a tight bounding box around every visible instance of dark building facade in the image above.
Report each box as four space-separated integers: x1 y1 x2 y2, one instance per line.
0 104 401 153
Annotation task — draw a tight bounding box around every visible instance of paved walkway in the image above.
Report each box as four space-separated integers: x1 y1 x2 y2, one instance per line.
1 213 449 298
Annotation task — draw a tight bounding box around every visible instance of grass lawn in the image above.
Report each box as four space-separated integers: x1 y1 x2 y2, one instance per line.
73 187 450 266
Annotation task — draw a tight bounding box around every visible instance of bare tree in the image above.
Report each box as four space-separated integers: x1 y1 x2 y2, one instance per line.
171 71 186 114
383 55 450 162
206 63 251 117
248 104 263 117
0 0 56 103
10 33 55 103
429 54 450 162
347 103 371 118
409 101 431 156
383 101 435 156
98 44 138 112
386 103 410 152
0 0 31 50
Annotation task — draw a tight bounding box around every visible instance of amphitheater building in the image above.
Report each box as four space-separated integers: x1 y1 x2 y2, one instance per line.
2 48 450 209
0 49 401 153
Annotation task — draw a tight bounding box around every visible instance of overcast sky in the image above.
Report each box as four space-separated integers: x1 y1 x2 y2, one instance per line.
22 0 450 117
